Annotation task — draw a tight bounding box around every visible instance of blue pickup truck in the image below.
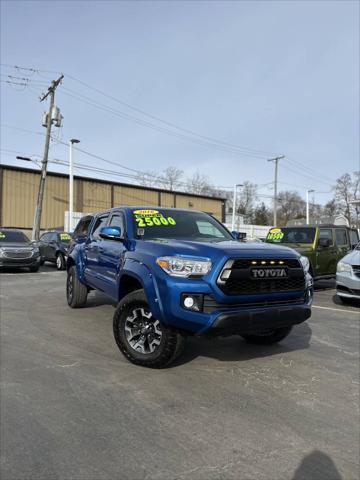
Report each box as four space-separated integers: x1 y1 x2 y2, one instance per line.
66 207 313 368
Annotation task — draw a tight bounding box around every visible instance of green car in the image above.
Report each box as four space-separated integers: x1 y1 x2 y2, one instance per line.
265 225 359 279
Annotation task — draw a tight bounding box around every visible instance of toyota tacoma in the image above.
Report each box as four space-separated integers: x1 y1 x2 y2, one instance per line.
66 207 313 368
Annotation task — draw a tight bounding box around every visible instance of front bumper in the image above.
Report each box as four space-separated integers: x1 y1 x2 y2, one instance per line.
209 304 311 335
336 272 360 300
0 256 41 269
155 273 313 335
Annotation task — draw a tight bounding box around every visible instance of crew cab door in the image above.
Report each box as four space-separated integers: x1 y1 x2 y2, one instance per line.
96 211 127 299
84 214 109 290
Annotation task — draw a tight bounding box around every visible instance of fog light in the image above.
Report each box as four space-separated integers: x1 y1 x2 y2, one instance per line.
184 297 194 308
181 294 204 312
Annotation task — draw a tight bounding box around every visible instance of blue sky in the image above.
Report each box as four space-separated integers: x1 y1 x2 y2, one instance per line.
1 0 359 204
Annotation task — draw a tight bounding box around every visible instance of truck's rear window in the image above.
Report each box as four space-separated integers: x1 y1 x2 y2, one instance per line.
133 209 232 242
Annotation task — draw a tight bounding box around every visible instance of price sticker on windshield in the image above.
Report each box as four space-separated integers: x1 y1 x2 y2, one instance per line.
133 210 176 228
0 232 5 239
60 233 71 241
266 228 284 242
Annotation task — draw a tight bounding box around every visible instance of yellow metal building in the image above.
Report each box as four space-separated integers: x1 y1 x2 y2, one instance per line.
0 165 226 231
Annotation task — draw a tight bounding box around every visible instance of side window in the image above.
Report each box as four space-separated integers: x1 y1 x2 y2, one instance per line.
318 229 333 246
335 229 348 247
40 233 51 242
196 220 223 237
73 216 93 238
91 215 109 239
50 233 58 242
109 213 125 233
349 229 359 247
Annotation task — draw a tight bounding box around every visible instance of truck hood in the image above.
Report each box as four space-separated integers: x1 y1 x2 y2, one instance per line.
138 239 299 259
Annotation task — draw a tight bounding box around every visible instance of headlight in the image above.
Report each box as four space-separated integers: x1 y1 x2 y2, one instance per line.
32 247 40 255
337 261 352 274
156 256 212 278
299 255 310 273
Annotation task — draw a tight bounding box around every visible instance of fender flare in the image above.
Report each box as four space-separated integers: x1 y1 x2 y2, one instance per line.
119 258 165 322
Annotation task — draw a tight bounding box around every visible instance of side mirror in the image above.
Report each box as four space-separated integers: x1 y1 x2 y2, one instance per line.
232 231 247 241
318 238 331 248
99 226 122 241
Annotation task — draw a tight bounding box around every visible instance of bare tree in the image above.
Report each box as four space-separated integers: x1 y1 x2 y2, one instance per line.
237 181 258 218
277 191 305 226
333 172 360 224
135 170 160 188
186 172 213 195
159 166 184 191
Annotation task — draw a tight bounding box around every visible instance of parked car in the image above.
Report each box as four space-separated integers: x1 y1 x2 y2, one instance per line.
39 231 72 270
265 225 359 279
66 207 313 368
336 243 360 303
0 229 41 272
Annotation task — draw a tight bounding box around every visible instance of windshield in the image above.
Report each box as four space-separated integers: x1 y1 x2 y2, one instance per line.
132 209 233 242
0 230 30 243
266 227 316 244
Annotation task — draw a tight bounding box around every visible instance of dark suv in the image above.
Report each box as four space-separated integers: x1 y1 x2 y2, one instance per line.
0 229 41 272
66 207 313 368
39 231 72 270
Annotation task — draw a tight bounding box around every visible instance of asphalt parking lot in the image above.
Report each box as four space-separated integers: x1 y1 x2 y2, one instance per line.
1 267 359 480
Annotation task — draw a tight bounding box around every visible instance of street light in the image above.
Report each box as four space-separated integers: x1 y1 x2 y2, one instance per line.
69 139 80 231
306 189 315 225
231 184 243 231
16 155 41 168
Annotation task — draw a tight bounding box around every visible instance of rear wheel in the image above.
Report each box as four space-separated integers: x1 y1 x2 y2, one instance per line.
241 326 292 345
56 253 66 270
66 266 87 308
113 289 185 368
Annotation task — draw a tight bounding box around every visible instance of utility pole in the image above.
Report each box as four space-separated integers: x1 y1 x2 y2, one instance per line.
306 189 315 225
32 75 64 240
69 138 80 231
268 155 285 226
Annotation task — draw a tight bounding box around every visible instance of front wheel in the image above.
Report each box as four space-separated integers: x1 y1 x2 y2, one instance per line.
56 253 66 270
113 289 185 368
241 326 293 345
66 266 87 308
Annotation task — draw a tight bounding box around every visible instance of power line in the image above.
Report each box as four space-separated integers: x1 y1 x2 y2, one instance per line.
2 63 282 159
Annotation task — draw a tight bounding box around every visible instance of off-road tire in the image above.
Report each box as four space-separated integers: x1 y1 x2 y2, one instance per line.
56 253 66 271
241 326 293 345
66 266 87 308
113 289 185 368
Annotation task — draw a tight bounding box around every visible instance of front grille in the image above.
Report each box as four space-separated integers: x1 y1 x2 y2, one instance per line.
217 257 305 295
3 250 33 259
203 294 306 312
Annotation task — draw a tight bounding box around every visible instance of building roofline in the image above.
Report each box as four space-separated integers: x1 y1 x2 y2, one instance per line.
0 164 227 202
